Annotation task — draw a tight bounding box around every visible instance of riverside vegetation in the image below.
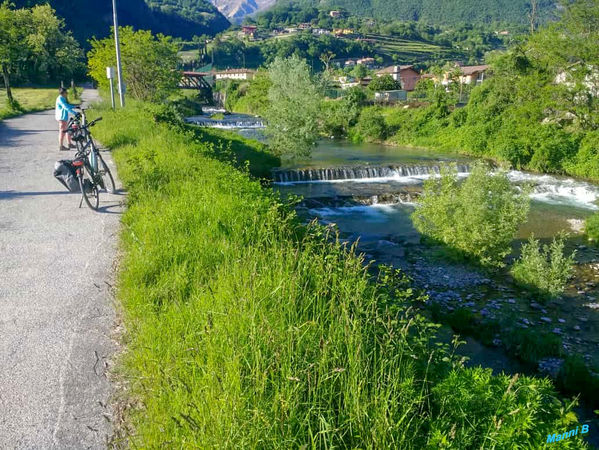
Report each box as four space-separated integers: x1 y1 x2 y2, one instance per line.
224 0 599 185
89 99 590 447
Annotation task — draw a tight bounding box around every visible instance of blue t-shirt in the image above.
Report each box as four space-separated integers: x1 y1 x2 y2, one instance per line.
55 95 75 121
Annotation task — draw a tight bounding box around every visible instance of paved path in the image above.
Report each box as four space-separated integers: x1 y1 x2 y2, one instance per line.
0 90 121 448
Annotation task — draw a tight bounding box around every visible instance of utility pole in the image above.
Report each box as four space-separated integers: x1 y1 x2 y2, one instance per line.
112 0 125 107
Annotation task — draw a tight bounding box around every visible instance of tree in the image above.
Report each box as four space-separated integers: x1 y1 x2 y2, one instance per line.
88 27 180 102
319 51 336 73
0 4 27 105
27 4 83 84
0 3 82 106
351 64 368 79
368 74 400 92
264 55 321 158
528 0 539 33
412 163 530 267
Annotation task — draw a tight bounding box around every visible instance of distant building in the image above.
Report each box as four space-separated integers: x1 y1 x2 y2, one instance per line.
334 28 353 36
312 28 330 36
214 69 256 81
344 60 357 67
285 27 299 33
298 23 312 30
336 75 371 89
357 57 375 68
376 65 421 91
329 10 342 18
360 76 372 87
458 65 489 84
241 26 257 36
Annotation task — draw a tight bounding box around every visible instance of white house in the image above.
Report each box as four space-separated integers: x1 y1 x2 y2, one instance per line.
214 69 256 81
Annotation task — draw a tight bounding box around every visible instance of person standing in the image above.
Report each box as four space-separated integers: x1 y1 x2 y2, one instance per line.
55 87 76 151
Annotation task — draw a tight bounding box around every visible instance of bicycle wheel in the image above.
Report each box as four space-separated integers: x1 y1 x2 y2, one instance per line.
97 153 116 193
79 170 99 211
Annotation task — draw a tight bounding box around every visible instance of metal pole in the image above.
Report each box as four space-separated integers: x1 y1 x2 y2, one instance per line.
109 78 116 110
112 0 125 107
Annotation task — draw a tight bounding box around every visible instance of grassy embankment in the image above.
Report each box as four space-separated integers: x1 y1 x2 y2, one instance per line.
0 87 83 121
0 88 57 120
92 101 587 447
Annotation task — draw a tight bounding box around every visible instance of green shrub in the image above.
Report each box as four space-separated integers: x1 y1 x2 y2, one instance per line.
352 107 389 142
511 233 576 298
429 368 582 448
557 356 599 408
585 212 599 243
503 328 562 365
412 163 530 267
446 308 476 335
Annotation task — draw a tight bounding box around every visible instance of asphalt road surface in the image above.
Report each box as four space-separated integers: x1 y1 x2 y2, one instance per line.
0 90 121 448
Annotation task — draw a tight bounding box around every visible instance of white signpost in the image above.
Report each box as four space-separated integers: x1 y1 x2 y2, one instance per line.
106 66 116 110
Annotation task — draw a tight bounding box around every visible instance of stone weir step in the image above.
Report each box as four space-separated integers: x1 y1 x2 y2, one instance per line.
273 163 471 183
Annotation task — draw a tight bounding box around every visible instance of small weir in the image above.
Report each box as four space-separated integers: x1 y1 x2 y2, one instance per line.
185 114 266 129
274 163 599 209
273 163 471 184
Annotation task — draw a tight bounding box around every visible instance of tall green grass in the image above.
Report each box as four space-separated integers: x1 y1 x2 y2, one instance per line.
0 88 60 120
93 102 587 448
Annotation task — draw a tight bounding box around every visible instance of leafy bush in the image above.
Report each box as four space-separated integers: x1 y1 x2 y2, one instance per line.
511 233 576 298
352 107 389 142
368 74 400 92
412 163 530 267
557 356 599 408
585 212 599 242
503 328 562 365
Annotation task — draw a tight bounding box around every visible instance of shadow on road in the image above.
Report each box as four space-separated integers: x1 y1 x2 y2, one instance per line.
0 190 71 200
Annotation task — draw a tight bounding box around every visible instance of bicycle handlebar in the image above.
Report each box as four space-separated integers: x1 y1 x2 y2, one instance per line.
63 116 102 134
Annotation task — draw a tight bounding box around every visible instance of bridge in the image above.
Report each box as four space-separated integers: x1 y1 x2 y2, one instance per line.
179 71 213 101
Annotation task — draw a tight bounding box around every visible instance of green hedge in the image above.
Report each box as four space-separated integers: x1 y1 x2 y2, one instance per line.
92 102 586 448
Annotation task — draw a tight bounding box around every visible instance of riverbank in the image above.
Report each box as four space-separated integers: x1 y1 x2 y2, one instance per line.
91 101 589 447
346 102 599 184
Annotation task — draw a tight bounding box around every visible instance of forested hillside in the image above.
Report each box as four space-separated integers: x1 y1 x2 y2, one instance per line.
276 0 556 26
13 0 230 44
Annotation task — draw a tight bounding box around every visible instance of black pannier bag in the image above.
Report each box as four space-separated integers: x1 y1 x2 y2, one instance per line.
53 160 80 192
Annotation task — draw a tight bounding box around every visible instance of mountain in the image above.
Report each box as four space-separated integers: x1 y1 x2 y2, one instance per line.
310 0 556 25
217 0 555 25
14 0 230 44
210 0 276 23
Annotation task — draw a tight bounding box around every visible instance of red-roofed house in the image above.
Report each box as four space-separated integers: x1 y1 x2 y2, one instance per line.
376 65 421 91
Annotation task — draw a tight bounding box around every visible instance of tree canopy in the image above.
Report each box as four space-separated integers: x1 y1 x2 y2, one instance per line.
264 55 322 158
88 27 180 102
0 3 82 104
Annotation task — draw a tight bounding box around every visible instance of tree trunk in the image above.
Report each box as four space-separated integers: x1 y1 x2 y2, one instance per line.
528 0 538 34
2 64 14 104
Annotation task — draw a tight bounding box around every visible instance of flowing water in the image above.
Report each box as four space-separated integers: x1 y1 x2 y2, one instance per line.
274 140 599 240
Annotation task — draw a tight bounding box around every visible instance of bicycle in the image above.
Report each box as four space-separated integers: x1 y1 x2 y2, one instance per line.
64 109 115 210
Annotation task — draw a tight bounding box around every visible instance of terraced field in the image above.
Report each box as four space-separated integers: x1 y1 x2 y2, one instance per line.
361 33 459 63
